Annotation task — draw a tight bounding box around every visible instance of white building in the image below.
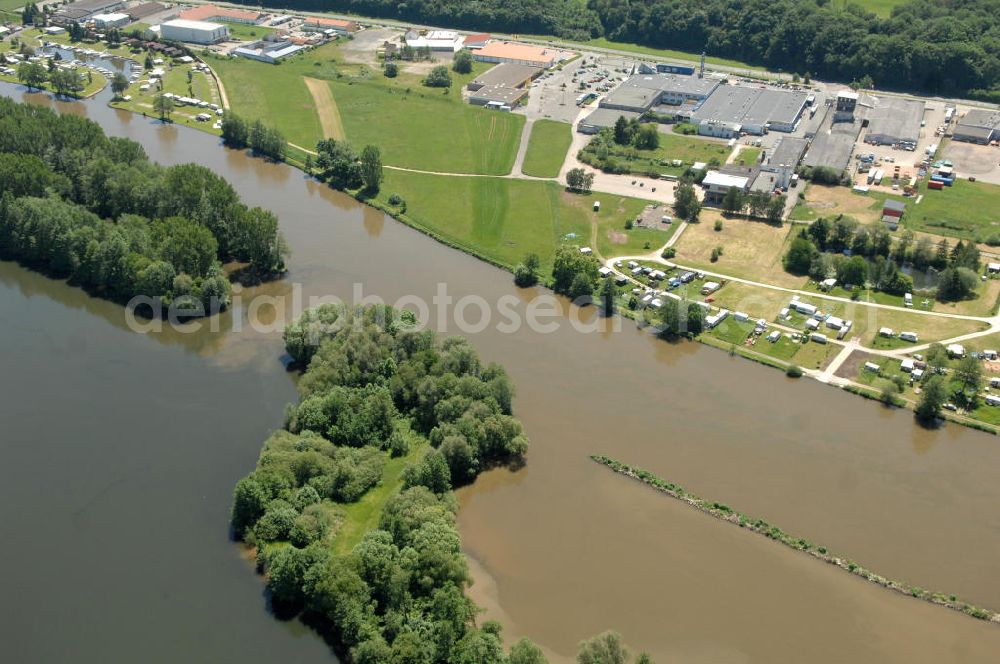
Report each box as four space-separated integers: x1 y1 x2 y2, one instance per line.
404 30 464 52
92 12 130 29
701 170 749 204
159 19 228 45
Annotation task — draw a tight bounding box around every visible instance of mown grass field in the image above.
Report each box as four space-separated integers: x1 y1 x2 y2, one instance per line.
672 213 803 288
835 0 909 17
112 61 221 131
220 21 276 41
376 170 651 274
212 43 523 174
877 179 1000 242
521 119 572 178
592 131 731 177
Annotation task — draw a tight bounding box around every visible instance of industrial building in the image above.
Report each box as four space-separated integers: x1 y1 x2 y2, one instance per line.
234 39 307 63
657 63 696 76
864 96 925 147
159 19 228 44
601 74 718 114
463 34 491 49
179 4 264 24
126 2 168 21
701 169 751 204
467 63 541 92
953 109 1000 144
92 12 130 29
302 17 359 35
52 0 125 24
473 41 558 69
578 108 641 134
761 136 808 189
691 86 809 135
468 85 527 108
404 30 464 52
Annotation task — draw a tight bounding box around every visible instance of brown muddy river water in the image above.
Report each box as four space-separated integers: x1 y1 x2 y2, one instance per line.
1 84 999 663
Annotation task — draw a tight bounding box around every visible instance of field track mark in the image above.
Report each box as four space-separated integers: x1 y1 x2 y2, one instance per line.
303 77 346 140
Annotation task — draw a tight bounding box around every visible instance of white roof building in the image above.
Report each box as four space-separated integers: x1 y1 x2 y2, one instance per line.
405 30 464 52
702 171 750 190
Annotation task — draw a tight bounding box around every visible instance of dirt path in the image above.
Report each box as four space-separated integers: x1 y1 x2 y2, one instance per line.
511 118 535 176
303 77 345 141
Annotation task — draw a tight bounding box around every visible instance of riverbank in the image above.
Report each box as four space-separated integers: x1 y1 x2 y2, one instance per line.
592 455 1000 625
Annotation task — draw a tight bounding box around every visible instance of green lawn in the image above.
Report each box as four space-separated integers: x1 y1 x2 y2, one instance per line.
376 170 650 274
333 443 426 555
583 131 730 177
835 0 908 17
220 21 276 42
733 146 761 166
212 44 523 174
522 119 572 178
874 179 1000 242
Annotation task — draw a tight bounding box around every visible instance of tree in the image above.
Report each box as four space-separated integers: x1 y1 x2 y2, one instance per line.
508 638 548 664
144 52 154 70
937 267 978 302
837 255 868 288
954 355 983 407
16 60 46 91
673 180 700 222
152 93 173 122
49 69 84 98
569 272 594 301
111 71 129 99
424 65 452 88
566 167 594 193
221 113 250 149
315 138 364 190
915 375 946 425
513 252 540 287
384 62 398 78
452 49 473 74
767 195 786 224
551 245 598 296
578 631 628 664
599 276 616 315
360 145 383 193
721 186 745 215
614 115 632 145
783 235 817 275
633 123 659 150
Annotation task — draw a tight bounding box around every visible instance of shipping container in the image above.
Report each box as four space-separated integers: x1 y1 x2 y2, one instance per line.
928 180 944 190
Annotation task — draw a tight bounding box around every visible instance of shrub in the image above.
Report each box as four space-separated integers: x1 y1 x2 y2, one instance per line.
786 364 803 378
714 219 723 232
624 218 634 230
661 247 676 259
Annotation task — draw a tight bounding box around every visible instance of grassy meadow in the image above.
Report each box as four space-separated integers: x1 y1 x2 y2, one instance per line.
521 119 572 178
212 43 523 174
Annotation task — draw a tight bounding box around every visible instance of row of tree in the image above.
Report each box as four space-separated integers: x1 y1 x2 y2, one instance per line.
0 98 287 311
221 113 287 161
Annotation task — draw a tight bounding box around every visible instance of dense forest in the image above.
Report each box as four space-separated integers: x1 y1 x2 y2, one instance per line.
0 98 287 315
232 305 537 662
235 0 1000 98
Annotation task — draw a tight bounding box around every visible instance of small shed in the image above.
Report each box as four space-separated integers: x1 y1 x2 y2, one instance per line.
986 394 1000 407
879 327 894 338
901 359 915 372
988 262 1000 273
805 318 820 331
579 247 593 255
810 333 828 344
820 278 837 291
882 199 906 218
864 361 881 373
947 344 966 358
598 266 612 278
593 201 601 212
912 368 925 380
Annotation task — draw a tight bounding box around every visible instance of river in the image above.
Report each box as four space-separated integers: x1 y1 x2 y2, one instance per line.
2 83 1000 663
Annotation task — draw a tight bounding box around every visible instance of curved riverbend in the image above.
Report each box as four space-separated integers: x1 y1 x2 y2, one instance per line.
3 83 1000 662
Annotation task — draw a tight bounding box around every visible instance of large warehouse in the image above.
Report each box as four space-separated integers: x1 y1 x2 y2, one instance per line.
953 109 1000 144
691 86 809 135
473 42 558 69
598 74 718 114
864 96 925 147
159 19 228 44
